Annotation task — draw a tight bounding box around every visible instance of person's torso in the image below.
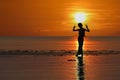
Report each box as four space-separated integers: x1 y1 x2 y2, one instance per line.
79 28 85 37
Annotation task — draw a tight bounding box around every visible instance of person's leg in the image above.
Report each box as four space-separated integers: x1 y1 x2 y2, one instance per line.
78 45 83 57
77 37 84 57
81 38 84 60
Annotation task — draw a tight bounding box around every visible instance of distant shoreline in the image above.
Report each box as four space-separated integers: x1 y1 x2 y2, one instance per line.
0 50 120 56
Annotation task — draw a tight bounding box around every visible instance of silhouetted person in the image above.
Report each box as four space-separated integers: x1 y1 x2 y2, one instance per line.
73 23 90 58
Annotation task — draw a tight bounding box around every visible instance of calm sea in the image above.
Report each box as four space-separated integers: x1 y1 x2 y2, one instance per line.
0 36 120 51
0 36 120 80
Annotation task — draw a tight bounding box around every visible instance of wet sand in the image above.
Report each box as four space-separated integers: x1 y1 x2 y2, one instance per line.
0 54 120 80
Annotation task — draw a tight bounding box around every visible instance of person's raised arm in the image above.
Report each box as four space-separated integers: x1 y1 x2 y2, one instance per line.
85 25 90 32
73 26 79 31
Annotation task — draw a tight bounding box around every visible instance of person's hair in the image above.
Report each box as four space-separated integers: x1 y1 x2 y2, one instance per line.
78 23 83 28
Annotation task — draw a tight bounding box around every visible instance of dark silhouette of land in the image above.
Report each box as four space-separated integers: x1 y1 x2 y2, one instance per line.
0 50 120 56
73 23 90 59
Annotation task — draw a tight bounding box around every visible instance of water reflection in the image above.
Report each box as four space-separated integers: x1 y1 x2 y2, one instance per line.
77 57 85 80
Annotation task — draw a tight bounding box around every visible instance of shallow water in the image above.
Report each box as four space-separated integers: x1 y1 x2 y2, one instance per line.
84 55 120 80
0 54 120 80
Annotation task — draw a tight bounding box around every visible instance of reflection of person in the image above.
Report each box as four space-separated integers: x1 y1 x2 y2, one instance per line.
73 23 90 58
77 57 84 80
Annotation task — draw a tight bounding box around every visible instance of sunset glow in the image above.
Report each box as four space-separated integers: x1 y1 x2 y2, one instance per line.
0 0 120 36
74 12 87 23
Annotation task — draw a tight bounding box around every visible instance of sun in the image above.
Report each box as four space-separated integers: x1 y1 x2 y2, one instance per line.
74 12 87 23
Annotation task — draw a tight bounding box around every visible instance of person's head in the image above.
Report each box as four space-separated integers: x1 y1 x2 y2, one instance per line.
78 23 83 29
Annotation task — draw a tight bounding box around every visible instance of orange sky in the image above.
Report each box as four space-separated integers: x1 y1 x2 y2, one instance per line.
0 0 120 36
